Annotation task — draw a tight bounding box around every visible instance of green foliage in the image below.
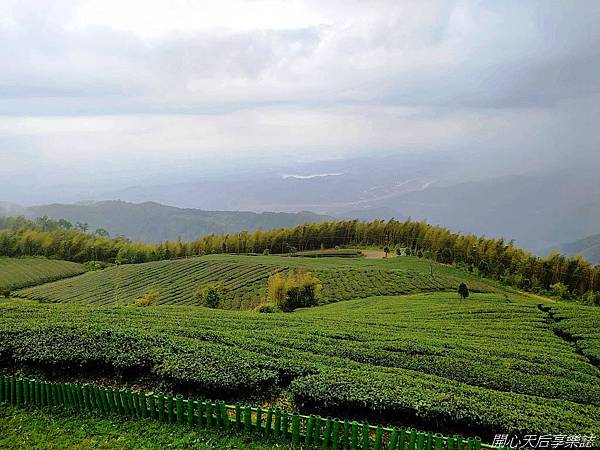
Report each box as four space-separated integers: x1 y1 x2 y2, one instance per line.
458 282 469 299
266 269 321 311
15 254 498 309
194 283 223 308
133 289 160 307
0 257 85 292
1 293 599 436
2 215 600 300
83 260 109 271
550 282 569 299
253 303 281 313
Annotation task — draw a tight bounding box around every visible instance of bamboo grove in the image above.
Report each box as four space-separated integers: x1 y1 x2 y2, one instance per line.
1 216 599 301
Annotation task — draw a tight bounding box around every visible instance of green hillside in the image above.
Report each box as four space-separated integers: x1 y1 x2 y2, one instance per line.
14 254 498 309
1 293 598 438
0 257 85 293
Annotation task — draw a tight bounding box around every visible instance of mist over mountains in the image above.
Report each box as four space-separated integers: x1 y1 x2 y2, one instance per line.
2 153 598 255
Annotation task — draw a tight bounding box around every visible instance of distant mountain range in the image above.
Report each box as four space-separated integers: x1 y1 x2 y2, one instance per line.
2 154 599 257
0 201 333 242
550 233 600 264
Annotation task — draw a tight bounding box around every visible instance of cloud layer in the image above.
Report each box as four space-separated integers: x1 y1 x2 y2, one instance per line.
1 0 599 186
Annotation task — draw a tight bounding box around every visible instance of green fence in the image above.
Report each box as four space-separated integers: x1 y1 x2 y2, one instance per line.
0 375 508 450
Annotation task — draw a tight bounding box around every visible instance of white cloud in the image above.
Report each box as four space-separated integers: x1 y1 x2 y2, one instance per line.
0 0 598 186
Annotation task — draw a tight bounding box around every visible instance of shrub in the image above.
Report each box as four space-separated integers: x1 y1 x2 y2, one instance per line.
134 289 160 307
550 282 569 299
458 282 469 300
266 269 321 312
1 289 11 299
195 283 223 308
84 260 109 271
262 248 270 255
254 304 281 313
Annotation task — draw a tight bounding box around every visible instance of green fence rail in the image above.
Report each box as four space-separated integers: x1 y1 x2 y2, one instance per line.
0 375 509 450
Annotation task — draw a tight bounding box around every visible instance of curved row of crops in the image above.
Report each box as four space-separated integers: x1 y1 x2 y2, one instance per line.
14 258 281 309
13 255 497 309
545 303 600 367
0 293 598 437
0 257 85 292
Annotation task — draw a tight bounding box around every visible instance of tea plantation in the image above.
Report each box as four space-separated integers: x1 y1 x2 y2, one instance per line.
1 292 598 439
0 257 85 293
13 254 497 308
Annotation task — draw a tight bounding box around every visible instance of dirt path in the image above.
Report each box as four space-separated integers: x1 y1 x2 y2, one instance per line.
361 250 397 259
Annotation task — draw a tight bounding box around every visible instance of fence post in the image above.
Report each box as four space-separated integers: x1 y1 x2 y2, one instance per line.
147 393 157 419
416 432 425 450
28 380 35 405
40 381 48 407
331 418 340 450
15 379 23 407
176 395 184 425
167 396 174 423
425 433 433 450
0 375 4 403
434 435 443 450
274 408 282 439
187 399 194 427
313 417 324 448
281 410 289 440
214 402 222 429
198 401 206 428
158 395 165 423
256 406 263 433
351 421 359 450
221 404 230 430
466 438 474 450
305 415 315 446
362 424 370 450
374 426 383 450
398 429 406 450
389 429 399 450
244 406 252 432
292 413 300 446
265 408 274 437
446 437 454 450
408 430 417 450
23 379 29 405
206 402 213 428
235 404 242 430
34 380 41 406
322 417 332 450
342 420 350 449
455 436 463 450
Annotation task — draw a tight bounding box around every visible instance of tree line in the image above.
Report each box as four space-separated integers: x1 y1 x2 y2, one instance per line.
1 215 598 303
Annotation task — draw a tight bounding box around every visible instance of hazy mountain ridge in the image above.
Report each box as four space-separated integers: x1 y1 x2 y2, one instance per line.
3 201 333 243
550 233 600 264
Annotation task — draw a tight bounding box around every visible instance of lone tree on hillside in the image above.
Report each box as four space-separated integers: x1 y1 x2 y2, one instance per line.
195 283 223 308
383 246 390 258
458 282 469 300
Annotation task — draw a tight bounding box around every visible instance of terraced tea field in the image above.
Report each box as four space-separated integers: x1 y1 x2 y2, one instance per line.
16 258 281 309
1 293 598 438
0 257 85 292
14 254 497 308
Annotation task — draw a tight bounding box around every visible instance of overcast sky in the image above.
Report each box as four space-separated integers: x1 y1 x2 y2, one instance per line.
1 0 599 189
